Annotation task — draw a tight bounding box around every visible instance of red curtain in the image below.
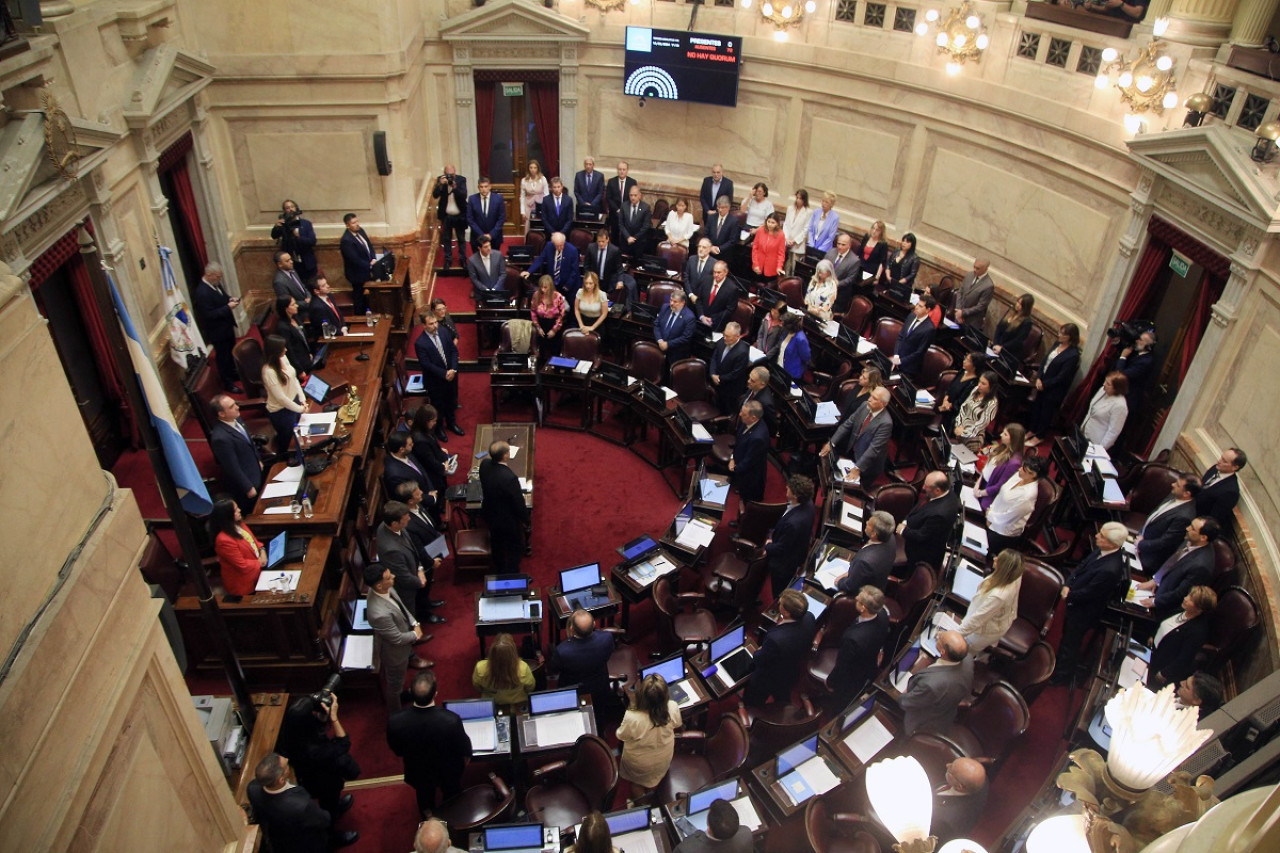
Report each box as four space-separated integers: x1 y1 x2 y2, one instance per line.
165 156 209 269
66 251 141 447
1063 235 1171 422
475 80 496 180
529 81 559 180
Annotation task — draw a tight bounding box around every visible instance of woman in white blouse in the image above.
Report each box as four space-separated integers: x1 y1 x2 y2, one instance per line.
958 549 1024 656
662 197 696 247
805 259 839 322
519 159 548 235
740 182 772 232
782 188 813 274
953 371 1000 452
1082 371 1130 451
985 455 1045 556
262 333 307 454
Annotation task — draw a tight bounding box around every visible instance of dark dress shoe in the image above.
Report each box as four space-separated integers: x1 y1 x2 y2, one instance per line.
334 830 359 848
226 383 244 394
435 429 449 443
449 423 466 436
409 656 435 669
429 599 447 609
425 613 447 624
336 794 354 816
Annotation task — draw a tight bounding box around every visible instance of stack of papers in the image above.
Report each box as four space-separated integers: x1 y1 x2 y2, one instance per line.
835 458 857 481
814 401 841 425
573 360 592 375
256 570 302 593
477 597 533 622
272 466 304 484
814 555 851 590
962 521 989 555
844 715 894 763
612 831 660 853
1117 654 1148 689
629 554 675 587
340 634 373 669
749 345 766 362
675 517 717 549
1127 581 1154 606
1101 478 1125 505
262 481 301 500
914 389 936 407
462 718 498 752
699 478 731 505
351 599 372 631
690 422 713 443
298 411 337 436
533 712 586 746
961 486 983 512
823 319 842 338
780 756 841 805
856 338 878 355
732 798 763 831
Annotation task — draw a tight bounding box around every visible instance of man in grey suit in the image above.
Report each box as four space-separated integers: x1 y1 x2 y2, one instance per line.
272 250 312 310
952 259 994 329
819 387 893 487
824 232 861 309
364 563 432 713
376 501 430 619
466 235 507 294
835 510 896 594
900 631 973 735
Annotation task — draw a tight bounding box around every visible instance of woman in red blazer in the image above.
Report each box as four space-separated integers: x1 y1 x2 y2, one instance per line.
751 212 787 284
210 498 265 597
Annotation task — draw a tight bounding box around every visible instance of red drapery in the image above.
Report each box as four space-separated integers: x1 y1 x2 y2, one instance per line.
475 80 496 180
165 155 209 269
529 81 559 181
1063 235 1171 422
65 249 141 447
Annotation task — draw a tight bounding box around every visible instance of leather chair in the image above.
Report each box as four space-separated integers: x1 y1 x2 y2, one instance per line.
498 320 537 356
561 329 600 364
647 282 681 308
841 296 874 338
995 558 1064 660
653 576 718 656
983 640 1056 705
232 338 268 398
138 529 182 601
707 547 770 616
606 631 641 700
869 483 919 526
733 500 789 549
651 198 670 226
524 734 619 831
1021 478 1061 546
834 379 862 415
884 563 936 655
453 527 493 576
805 360 853 403
945 680 1030 769
778 276 806 310
627 340 666 386
739 696 824 767
1119 463 1181 533
185 356 268 439
918 346 954 393
1211 539 1237 592
887 732 969 787
872 318 903 358
670 358 719 422
804 798 895 853
1020 324 1044 366
434 772 516 847
653 714 749 805
502 268 525 305
255 308 279 343
1197 586 1260 673
930 275 956 311
525 231 547 257
659 242 687 273
568 228 593 256
731 299 754 332
807 594 863 694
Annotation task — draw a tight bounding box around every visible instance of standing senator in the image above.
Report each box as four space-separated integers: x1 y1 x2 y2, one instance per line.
820 387 893 487
387 671 472 816
413 314 464 439
480 441 528 573
208 394 263 514
709 322 750 416
574 156 605 217
466 178 505 252
699 164 735 221
338 213 375 315
193 261 241 392
764 475 817 596
540 177 575 236
730 401 769 503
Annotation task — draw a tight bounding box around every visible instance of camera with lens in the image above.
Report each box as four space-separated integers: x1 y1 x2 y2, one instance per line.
310 673 341 713
1105 319 1154 347
282 209 300 228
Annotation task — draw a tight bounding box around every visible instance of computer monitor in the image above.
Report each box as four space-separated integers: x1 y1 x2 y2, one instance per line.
841 696 876 732
895 645 922 680
710 624 745 663
641 654 685 685
445 699 496 721
619 534 658 562
495 352 529 370
603 807 650 835
756 286 785 308
595 360 628 386
559 562 602 594
777 735 819 774
865 349 892 378
672 502 695 536
688 778 739 815
483 823 544 851
630 301 658 323
303 373 330 403
639 379 664 408
484 574 530 596
529 688 579 716
266 531 288 569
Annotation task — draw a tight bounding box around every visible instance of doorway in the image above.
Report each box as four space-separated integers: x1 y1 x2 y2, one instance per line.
474 72 559 234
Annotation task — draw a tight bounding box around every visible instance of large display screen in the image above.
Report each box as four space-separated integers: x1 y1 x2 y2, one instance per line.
624 27 741 108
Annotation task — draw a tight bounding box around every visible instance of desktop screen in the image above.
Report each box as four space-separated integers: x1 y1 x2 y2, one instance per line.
621 535 657 560
777 736 819 774
267 532 286 567
688 779 739 815
529 688 579 715
484 823 544 850
604 807 650 835
896 645 922 678
486 576 529 593
673 502 694 535
559 563 602 594
641 655 684 684
445 699 495 721
303 373 329 402
710 624 745 663
842 697 876 732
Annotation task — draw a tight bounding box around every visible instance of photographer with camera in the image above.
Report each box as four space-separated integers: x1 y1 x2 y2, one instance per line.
432 165 469 270
271 200 318 284
1116 326 1157 412
275 678 360 848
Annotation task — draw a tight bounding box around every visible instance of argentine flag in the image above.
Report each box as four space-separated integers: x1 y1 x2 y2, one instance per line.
159 243 206 366
109 271 212 515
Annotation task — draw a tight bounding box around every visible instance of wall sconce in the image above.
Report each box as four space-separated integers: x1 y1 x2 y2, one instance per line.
741 0 817 41
1096 40 1180 116
915 1 989 76
1183 92 1212 127
1250 120 1280 163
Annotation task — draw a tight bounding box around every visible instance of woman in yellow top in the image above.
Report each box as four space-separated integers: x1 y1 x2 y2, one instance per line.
616 674 682 798
472 633 536 706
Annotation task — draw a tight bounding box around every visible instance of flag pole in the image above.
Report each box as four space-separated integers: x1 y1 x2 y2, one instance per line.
77 227 256 732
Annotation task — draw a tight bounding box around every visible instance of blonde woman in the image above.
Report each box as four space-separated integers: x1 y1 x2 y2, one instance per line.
855 220 889 285
958 549 1024 655
782 189 813 274
519 159 549 235
472 633 536 705
616 674 682 798
808 191 840 252
574 271 608 334
805 259 839 322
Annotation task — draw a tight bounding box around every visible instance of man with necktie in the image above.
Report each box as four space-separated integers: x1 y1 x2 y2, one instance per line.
466 177 506 252
618 184 651 261
729 400 769 503
192 261 242 392
521 231 581 304
704 196 740 260
893 299 936 377
339 213 376 315
540 177 575 236
653 290 696 364
604 160 638 241
683 238 716 307
376 500 436 628
764 475 817 596
1134 516 1218 621
1196 447 1245 526
413 314 465 439
364 563 433 713
584 228 628 306
307 277 347 340
696 260 739 332
709 322 750 415
952 259 995 329
574 156 605 218
1053 522 1130 683
272 250 312 310
208 394 264 513
1135 475 1200 573
824 232 860 311
699 163 735 222
820 386 893 487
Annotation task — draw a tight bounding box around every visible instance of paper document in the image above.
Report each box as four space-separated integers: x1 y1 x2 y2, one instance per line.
272 465 304 483
340 634 373 669
1118 654 1148 689
782 757 840 805
255 570 301 593
845 715 894 763
711 332 723 342
951 560 986 602
1127 581 1154 605
914 389 936 407
507 445 520 459
748 345 766 362
856 337 878 355
932 610 962 633
1102 478 1125 505
732 798 762 831
518 477 533 493
462 718 498 752
477 597 530 622
675 518 716 549
534 712 585 746
298 412 338 435
661 386 678 401
629 554 674 588
840 501 863 530
690 422 713 443
961 486 983 512
789 385 803 397
572 359 592 374
962 521 989 555
344 331 375 337
627 376 639 387
424 534 450 560
823 319 841 338
262 481 302 500
1089 457 1119 478
836 458 857 480
611 830 660 853
262 506 296 515
814 556 851 590
815 401 841 425
699 478 730 505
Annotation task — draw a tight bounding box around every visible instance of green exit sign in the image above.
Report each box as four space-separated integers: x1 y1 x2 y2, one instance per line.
502 82 524 97
1169 250 1191 278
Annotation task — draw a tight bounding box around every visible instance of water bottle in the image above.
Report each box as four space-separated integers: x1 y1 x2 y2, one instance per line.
366 309 373 327
290 498 302 518
301 495 314 518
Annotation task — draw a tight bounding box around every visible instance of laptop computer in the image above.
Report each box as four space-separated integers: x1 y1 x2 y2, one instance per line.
680 779 742 835
618 534 660 563
641 654 695 707
528 687 580 716
265 532 308 569
672 502 695 537
482 823 544 853
445 698 498 752
303 372 331 404
789 578 829 620
777 735 820 774
310 343 329 371
594 360 628 387
709 624 753 685
559 562 610 610
839 696 877 732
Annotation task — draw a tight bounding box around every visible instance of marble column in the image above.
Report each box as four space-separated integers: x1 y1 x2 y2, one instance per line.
1229 0 1280 45
453 47 479 187
1147 0 1176 21
1164 0 1241 46
191 97 244 327
559 45 579 183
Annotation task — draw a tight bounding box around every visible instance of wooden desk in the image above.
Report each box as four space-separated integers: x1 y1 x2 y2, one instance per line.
539 362 592 430
688 463 731 519
689 638 760 699
549 579 621 630
818 702 901 776
609 550 682 631
247 455 358 533
515 700 598 755
489 357 539 422
750 739 853 821
470 423 536 512
820 484 868 546
473 588 545 656
663 778 768 841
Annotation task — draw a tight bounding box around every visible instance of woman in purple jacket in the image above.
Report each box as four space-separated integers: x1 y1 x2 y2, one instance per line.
974 423 1026 512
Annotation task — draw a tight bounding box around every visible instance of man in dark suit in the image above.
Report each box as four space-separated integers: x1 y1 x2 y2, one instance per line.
900 470 962 572
824 233 861 310
835 510 896 594
271 200 319 284
828 586 891 706
387 671 472 815
617 184 651 261
413 314 464 438
550 610 617 709
382 432 435 505
740 367 778 437
764 475 817 596
192 262 241 391
932 758 989 845
709 322 750 415
654 290 696 364
479 441 528 573
393 480 446 623
744 589 817 706
376 500 433 620
431 165 469 268
899 631 973 735
1053 522 1130 683
247 753 356 852
730 400 769 503
540 177 575 236
1197 448 1245 526
364 563 432 712
272 250 312 310
574 156 605 217
893 299 936 377
338 213 375 315
208 394 263 514
683 238 716 305
703 196 740 260
466 177 505 251
307 277 346 339
1136 516 1219 620
522 231 582 303
821 387 893 487
604 160 638 238
952 259 994 329
699 164 734 222
1136 474 1200 573
695 261 739 332
466 235 508 293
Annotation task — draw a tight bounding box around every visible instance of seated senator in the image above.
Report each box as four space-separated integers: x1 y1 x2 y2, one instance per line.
472 632 536 706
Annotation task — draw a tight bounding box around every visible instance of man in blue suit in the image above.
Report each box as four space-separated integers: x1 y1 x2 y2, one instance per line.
413 314 465 439
743 589 817 706
573 156 604 218
654 290 696 364
765 475 817 596
730 401 769 503
893 298 936 377
466 178 505 252
208 394 264 514
1136 475 1200 573
1136 516 1219 621
699 164 735 222
540 178 575 236
550 610 617 714
339 213 376 315
820 387 893 487
522 231 582 304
